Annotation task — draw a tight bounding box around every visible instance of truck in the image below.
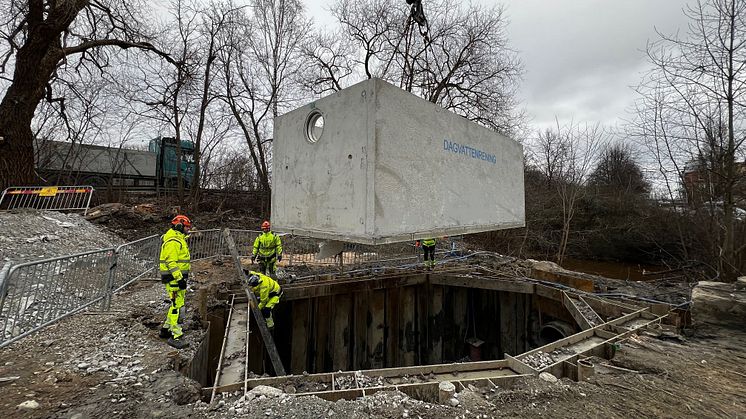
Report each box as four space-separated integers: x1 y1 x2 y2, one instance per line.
35 137 196 190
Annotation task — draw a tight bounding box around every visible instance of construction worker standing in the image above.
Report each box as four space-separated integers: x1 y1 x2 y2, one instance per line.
245 271 282 330
252 221 283 275
158 215 192 349
416 238 437 269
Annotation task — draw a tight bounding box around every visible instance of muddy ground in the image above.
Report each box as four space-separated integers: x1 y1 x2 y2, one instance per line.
1 255 745 418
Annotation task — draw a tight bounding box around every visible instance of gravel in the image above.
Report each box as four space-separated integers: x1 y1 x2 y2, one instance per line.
521 347 577 370
0 210 123 264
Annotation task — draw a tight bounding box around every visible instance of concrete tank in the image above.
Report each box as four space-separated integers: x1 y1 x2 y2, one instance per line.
272 78 525 244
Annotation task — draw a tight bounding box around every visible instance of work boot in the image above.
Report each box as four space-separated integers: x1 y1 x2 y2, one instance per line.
167 337 189 349
159 327 172 339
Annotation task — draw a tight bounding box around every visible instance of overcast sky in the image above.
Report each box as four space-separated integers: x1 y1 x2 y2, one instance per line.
303 0 692 132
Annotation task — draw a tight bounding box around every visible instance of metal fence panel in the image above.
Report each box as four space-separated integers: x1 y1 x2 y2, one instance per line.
225 229 261 258
111 235 160 293
0 228 469 348
190 229 225 261
0 186 95 214
0 248 114 348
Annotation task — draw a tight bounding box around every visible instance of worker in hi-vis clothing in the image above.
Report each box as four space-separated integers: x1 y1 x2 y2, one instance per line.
252 220 283 275
159 215 192 349
416 238 437 269
245 271 282 330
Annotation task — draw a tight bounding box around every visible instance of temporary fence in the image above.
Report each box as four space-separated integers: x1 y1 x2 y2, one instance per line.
0 228 467 348
0 186 95 214
0 248 115 348
110 235 160 293
189 229 226 262
228 229 424 267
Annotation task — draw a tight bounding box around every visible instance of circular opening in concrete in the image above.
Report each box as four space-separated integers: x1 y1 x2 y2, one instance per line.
305 110 325 143
538 321 575 346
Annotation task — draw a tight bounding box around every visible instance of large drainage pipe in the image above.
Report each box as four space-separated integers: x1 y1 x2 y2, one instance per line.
538 320 576 346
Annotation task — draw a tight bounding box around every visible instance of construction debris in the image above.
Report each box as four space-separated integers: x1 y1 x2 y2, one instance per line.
438 380 456 403
0 210 122 263
539 372 559 383
522 348 577 370
16 400 39 410
691 281 746 330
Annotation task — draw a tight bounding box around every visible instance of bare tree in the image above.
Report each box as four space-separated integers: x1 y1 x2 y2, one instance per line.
331 0 398 79
219 0 311 196
630 0 746 280
534 121 608 264
299 31 356 94
188 0 239 207
320 0 524 136
0 0 175 189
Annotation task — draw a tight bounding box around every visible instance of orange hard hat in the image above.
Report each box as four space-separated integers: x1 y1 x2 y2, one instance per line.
261 220 271 230
171 215 192 228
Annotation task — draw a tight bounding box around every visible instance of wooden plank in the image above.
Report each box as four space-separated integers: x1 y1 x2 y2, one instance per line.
353 290 369 369
530 268 595 292
416 283 428 365
516 293 528 354
290 300 309 374
368 289 386 369
430 285 444 364
563 292 593 330
430 274 534 294
451 287 468 360
505 354 538 375
581 295 637 319
400 286 416 366
283 275 426 300
519 327 598 358
499 291 516 357
386 286 400 367
475 290 494 360
314 296 332 373
221 229 286 376
534 283 565 302
205 358 524 397
332 294 352 371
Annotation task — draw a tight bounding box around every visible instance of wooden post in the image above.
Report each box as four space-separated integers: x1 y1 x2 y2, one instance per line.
221 228 286 376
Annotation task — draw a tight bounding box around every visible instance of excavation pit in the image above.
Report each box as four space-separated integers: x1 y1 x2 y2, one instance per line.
204 268 675 402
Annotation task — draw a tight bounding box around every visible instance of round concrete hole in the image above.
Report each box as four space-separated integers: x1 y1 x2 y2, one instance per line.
538 321 575 346
305 110 325 143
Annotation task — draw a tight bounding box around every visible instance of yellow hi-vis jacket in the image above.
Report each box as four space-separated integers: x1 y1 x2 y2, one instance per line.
248 271 282 309
159 228 191 278
421 238 436 247
252 231 283 258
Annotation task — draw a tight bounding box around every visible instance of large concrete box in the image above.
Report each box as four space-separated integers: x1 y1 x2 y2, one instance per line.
272 78 524 244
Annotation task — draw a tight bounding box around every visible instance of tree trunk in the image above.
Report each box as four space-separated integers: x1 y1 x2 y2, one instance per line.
0 104 37 189
722 0 738 281
0 41 63 189
0 2 87 190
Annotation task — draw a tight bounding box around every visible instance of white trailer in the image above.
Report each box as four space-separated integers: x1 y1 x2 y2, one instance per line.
273 78 525 244
36 140 157 188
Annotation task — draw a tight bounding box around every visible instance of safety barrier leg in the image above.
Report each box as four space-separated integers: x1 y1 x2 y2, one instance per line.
102 251 118 311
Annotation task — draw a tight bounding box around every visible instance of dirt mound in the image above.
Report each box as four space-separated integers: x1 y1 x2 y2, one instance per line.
0 210 123 264
86 202 262 241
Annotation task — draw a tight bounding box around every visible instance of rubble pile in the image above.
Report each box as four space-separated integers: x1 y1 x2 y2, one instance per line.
0 210 123 263
0 280 204 416
334 370 386 389
571 298 603 326
521 347 577 370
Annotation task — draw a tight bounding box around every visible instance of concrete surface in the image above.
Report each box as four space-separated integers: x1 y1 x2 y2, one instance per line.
273 78 525 244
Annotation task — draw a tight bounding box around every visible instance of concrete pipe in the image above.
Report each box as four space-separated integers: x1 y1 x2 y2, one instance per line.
538 320 576 346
